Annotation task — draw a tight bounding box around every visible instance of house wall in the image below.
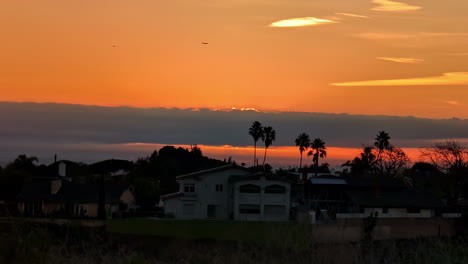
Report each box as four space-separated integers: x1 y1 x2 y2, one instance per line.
18 202 24 214
84 203 98 217
42 202 63 214
164 167 251 219
233 178 291 222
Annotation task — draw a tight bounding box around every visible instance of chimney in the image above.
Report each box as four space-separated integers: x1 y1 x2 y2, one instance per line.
54 154 57 163
51 180 62 195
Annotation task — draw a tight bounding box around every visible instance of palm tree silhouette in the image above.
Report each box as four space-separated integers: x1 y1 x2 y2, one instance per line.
295 133 310 171
262 126 276 166
374 131 391 152
249 121 264 167
308 138 327 177
374 131 391 174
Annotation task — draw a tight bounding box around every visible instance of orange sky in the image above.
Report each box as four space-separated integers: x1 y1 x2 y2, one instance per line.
119 143 422 168
2 0 468 118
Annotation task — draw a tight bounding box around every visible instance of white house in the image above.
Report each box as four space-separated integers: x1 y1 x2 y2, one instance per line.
232 174 291 221
161 164 292 221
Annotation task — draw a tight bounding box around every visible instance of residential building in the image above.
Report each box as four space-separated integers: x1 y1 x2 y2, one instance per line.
16 179 136 218
161 164 292 221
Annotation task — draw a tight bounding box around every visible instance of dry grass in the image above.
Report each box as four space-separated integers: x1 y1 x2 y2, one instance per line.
1 220 468 264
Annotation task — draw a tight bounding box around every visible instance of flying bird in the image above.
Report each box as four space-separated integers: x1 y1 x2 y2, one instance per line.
202 42 208 44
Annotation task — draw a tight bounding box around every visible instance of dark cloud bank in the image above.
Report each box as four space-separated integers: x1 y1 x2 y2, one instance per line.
1 102 467 164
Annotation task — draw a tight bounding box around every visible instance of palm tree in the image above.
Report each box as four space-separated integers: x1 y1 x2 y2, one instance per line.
308 138 327 177
248 121 264 166
374 131 391 174
262 126 276 166
295 133 310 170
374 131 391 152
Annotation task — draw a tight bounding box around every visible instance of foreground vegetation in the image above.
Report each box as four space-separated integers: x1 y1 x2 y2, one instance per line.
1 220 468 264
107 218 310 248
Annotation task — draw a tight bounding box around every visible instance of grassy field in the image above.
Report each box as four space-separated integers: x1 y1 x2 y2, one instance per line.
106 218 311 248
2 219 468 263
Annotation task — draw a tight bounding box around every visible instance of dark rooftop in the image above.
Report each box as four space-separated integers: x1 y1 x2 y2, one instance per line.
17 180 131 204
176 164 250 180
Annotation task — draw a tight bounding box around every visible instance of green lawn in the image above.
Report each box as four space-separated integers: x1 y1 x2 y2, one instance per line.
106 218 310 247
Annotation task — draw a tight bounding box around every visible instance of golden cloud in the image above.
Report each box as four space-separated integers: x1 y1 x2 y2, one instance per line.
355 32 468 40
335 13 369 18
371 0 421 12
331 72 468 86
269 17 337 27
377 57 424 64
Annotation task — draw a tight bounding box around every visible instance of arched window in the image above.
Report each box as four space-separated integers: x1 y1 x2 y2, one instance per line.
264 184 286 194
239 184 261 193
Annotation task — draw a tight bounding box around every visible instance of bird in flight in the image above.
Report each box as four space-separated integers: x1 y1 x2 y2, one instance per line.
202 42 208 44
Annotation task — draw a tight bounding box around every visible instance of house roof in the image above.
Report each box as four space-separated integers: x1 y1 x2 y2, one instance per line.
345 177 405 189
176 164 250 180
16 180 131 204
346 190 444 209
310 177 347 185
160 192 184 200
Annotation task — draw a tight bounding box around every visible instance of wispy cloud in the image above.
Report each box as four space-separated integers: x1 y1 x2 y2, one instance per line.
335 13 369 18
355 32 468 40
377 57 424 64
331 72 468 87
444 100 460 105
269 17 337 27
447 53 468 56
371 0 421 12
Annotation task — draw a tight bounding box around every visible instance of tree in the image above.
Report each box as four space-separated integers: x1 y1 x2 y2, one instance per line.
380 147 410 177
343 134 409 177
295 133 311 171
420 140 468 173
419 140 468 198
308 138 327 177
342 146 377 176
248 121 264 166
0 155 39 200
374 131 391 152
262 126 276 166
374 131 392 174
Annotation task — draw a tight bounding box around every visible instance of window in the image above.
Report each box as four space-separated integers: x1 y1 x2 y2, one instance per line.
216 184 223 192
239 204 260 214
264 205 286 215
184 184 195 193
183 204 195 215
407 208 421 214
382 208 389 214
265 185 286 194
239 184 260 193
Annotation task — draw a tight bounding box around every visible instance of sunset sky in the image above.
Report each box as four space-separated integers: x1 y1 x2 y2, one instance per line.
1 0 468 166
